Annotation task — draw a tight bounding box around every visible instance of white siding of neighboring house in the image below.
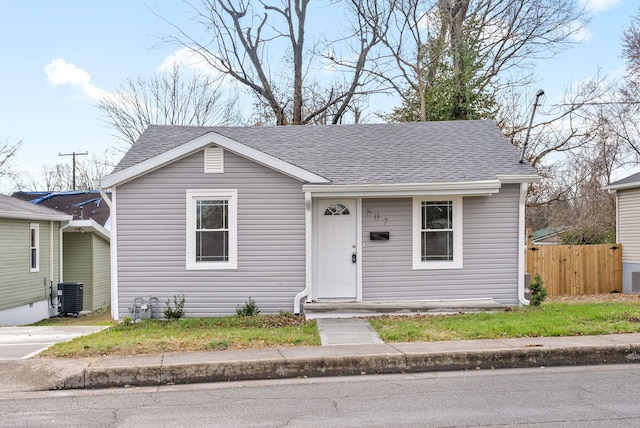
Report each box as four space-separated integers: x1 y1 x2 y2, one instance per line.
618 188 640 264
361 184 521 305
617 188 640 292
114 149 306 318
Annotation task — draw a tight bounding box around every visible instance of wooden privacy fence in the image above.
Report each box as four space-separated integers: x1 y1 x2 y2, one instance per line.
526 244 622 296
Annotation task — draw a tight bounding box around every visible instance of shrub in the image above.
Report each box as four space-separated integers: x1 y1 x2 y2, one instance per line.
164 294 186 321
528 275 548 307
236 297 260 317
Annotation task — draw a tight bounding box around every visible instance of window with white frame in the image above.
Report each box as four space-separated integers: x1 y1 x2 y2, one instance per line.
412 196 463 269
30 223 39 272
186 190 237 270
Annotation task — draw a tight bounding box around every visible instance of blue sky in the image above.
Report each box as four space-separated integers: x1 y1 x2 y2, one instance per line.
0 0 636 191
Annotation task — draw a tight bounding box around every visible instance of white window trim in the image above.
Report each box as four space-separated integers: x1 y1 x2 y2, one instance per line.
186 189 237 270
412 196 463 270
30 223 40 273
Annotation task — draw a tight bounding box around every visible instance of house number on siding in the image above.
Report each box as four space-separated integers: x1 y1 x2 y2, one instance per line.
367 208 388 225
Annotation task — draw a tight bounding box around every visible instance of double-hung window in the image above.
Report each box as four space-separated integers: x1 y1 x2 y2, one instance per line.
30 223 39 272
413 196 462 269
186 190 237 270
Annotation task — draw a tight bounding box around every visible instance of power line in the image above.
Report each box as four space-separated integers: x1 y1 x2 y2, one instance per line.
59 151 88 190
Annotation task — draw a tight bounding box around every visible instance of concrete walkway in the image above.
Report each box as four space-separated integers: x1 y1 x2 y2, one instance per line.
316 318 384 345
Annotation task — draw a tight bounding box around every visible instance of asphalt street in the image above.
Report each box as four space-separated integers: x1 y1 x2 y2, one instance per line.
2 364 639 427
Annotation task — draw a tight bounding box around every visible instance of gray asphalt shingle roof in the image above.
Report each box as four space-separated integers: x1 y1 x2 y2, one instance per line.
0 194 72 220
113 120 537 185
608 171 640 189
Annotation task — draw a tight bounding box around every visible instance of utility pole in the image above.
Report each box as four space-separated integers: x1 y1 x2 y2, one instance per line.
519 89 545 164
59 151 88 190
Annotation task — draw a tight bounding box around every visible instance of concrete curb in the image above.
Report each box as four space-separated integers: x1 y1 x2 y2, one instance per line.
51 342 640 390
5 334 640 391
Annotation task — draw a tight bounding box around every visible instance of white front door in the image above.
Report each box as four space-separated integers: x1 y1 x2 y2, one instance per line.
317 199 357 299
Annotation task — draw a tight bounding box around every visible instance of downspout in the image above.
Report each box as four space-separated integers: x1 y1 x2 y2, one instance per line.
60 220 71 282
50 220 55 288
97 181 118 320
294 192 313 315
518 183 530 305
57 219 71 312
614 190 619 242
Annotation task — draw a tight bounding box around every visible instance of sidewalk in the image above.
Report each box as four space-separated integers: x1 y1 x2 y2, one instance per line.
2 330 640 392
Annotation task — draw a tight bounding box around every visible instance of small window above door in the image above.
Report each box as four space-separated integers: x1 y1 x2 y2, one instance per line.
324 203 350 216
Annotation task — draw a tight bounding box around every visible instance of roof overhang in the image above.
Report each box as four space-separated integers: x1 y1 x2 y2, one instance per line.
303 180 503 197
99 131 330 188
63 219 110 242
0 211 72 222
603 181 640 192
496 174 541 184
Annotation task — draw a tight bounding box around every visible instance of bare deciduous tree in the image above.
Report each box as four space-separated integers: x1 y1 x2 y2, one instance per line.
161 0 381 125
0 137 22 193
350 0 588 121
96 63 239 148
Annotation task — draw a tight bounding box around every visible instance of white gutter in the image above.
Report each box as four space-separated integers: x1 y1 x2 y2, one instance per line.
303 180 502 197
294 192 313 315
518 183 530 305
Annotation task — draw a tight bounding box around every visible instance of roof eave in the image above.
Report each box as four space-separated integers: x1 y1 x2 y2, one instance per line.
496 174 541 184
303 180 503 197
603 181 640 192
0 212 73 222
65 219 110 242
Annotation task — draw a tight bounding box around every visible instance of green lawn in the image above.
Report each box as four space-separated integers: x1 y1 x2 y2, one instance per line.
36 301 640 358
38 315 319 358
368 302 640 342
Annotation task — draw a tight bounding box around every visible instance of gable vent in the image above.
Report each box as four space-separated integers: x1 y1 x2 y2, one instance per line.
204 147 224 173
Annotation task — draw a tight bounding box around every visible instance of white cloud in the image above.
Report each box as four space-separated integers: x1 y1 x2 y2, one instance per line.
580 0 621 13
44 58 109 101
157 47 224 77
568 21 592 43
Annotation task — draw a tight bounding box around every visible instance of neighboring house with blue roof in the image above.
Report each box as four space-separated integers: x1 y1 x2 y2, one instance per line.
0 194 72 325
98 120 540 320
605 172 640 293
12 190 111 313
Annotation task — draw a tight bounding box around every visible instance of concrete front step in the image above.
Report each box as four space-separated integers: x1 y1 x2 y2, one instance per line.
303 298 507 319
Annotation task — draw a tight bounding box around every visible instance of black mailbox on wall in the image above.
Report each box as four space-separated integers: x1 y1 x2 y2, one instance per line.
370 231 390 241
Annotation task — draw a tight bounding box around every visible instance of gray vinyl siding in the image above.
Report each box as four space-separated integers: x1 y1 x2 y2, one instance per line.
618 188 640 264
63 232 111 311
0 218 61 311
362 184 521 305
115 149 305 317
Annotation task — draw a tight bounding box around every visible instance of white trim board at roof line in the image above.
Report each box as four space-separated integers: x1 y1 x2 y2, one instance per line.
99 132 331 188
303 180 502 197
0 212 72 222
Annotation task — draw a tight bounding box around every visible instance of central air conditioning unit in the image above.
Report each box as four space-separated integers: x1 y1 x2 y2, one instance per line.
58 282 84 317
